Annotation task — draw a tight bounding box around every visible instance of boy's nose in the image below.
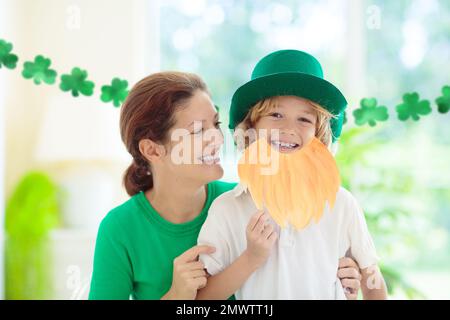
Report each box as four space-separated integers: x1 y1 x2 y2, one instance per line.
279 127 297 137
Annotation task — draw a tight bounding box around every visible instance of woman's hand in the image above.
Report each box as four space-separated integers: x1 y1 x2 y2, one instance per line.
163 245 216 300
243 210 278 270
338 257 362 300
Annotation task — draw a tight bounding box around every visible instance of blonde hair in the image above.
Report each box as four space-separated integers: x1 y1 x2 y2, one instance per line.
234 96 336 148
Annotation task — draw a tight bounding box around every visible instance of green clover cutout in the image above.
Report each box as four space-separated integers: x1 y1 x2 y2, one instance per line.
396 92 431 121
0 39 19 69
100 78 129 107
22 55 57 85
352 98 388 127
435 85 450 114
60 67 95 97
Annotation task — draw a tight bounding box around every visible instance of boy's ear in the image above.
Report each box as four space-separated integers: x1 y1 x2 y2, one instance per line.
233 122 249 151
139 139 166 162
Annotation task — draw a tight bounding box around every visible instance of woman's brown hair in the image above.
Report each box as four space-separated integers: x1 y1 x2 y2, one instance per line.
120 71 208 196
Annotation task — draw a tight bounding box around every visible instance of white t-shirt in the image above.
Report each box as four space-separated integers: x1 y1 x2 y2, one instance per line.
198 183 379 300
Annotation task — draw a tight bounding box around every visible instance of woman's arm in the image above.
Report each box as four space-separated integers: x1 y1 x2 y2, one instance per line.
197 211 278 300
360 264 388 300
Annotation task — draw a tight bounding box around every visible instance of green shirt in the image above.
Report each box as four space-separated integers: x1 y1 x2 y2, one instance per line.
89 180 237 300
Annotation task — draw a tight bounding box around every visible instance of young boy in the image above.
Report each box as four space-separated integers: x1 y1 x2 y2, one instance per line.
196 50 387 299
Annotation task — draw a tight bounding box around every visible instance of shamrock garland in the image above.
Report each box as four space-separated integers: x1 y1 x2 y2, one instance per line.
347 91 445 126
0 38 128 106
350 89 447 127
353 98 388 127
0 39 18 69
60 67 95 97
435 86 450 114
0 38 448 120
395 92 431 121
22 55 57 85
101 78 129 107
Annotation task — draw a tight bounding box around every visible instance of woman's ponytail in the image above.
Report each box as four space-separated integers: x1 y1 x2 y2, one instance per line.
123 159 152 196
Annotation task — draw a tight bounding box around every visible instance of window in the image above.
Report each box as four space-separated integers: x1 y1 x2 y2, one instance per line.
160 0 450 298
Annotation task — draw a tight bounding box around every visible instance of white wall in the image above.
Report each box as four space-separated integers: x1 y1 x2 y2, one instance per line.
0 0 12 301
4 0 157 197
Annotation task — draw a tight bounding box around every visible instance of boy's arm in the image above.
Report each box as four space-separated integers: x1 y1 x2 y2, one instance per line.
196 250 258 300
197 210 277 300
360 264 388 300
344 191 386 299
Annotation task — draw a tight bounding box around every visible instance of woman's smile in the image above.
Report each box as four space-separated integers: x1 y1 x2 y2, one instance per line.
198 152 221 165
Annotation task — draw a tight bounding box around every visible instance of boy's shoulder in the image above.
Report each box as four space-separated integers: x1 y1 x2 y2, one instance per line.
207 183 254 221
209 180 238 199
336 186 355 201
211 182 248 204
335 186 361 209
330 186 366 225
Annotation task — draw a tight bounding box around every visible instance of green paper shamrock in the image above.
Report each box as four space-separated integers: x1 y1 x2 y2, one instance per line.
22 55 57 85
435 85 450 114
59 67 95 97
100 78 129 107
396 92 431 121
0 39 19 69
353 98 388 127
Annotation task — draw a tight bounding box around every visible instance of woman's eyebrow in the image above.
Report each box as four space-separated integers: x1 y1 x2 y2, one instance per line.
188 120 203 128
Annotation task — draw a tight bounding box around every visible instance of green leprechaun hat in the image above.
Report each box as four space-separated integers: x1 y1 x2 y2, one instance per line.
229 49 348 142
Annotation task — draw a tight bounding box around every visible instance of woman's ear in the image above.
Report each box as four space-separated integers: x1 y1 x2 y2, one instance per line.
139 139 166 162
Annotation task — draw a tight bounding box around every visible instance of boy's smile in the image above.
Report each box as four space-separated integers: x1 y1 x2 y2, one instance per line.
270 139 301 153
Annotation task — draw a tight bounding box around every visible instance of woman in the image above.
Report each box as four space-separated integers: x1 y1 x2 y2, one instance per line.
88 71 362 300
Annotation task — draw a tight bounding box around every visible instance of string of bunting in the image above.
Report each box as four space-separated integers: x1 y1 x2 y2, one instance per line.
1 38 449 126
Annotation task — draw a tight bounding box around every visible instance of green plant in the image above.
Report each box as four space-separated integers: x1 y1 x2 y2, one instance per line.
5 171 60 299
336 126 426 299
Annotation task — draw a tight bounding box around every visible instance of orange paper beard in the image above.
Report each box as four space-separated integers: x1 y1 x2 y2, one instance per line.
238 137 341 230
